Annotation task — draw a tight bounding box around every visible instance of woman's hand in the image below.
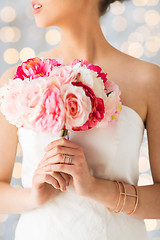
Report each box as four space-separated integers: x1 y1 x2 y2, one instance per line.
31 165 70 207
39 137 96 197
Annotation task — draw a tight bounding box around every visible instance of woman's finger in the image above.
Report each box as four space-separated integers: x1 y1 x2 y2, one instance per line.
33 168 60 190
34 167 67 191
43 174 61 190
39 154 74 168
49 171 67 191
60 172 71 186
44 137 81 152
43 163 74 176
42 146 77 162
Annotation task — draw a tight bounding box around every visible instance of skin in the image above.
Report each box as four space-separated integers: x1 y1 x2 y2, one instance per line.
0 0 160 218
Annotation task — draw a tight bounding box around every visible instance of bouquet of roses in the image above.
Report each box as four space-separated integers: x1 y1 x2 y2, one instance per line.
0 57 122 137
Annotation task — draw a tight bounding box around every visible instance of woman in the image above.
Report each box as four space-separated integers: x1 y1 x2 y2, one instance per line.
0 0 160 239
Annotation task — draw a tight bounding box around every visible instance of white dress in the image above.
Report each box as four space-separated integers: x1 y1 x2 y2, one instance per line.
15 105 149 240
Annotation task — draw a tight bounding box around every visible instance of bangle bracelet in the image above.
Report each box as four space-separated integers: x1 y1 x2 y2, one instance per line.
126 185 139 215
107 181 139 216
114 182 126 213
107 181 121 213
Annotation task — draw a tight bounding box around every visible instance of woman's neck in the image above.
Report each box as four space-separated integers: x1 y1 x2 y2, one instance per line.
51 12 112 65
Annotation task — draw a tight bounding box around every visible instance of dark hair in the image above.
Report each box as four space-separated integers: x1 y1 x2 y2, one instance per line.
99 0 126 16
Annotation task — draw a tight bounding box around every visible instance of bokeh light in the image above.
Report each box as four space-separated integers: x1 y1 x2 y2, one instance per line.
12 163 22 179
145 36 160 53
19 47 35 62
16 143 22 157
136 25 151 40
147 0 159 6
128 32 144 44
112 16 128 32
3 48 19 64
0 27 21 43
139 157 150 173
128 42 144 58
110 1 125 15
138 173 153 186
45 29 61 45
120 42 130 54
144 219 158 231
133 0 148 6
145 10 160 27
0 6 16 23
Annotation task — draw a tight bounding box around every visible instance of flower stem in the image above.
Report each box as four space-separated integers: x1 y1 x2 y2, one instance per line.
61 129 68 137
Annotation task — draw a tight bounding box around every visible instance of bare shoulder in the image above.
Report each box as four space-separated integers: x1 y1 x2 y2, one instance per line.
113 48 159 80
0 65 18 87
111 49 159 99
125 55 160 100
107 48 160 126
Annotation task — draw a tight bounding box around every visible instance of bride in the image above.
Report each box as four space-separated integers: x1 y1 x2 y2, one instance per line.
0 0 160 239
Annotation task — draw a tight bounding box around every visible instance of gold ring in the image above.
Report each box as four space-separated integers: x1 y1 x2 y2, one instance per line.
69 155 72 165
63 154 66 163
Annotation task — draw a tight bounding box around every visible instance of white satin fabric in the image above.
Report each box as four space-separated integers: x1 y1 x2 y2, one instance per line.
15 105 149 240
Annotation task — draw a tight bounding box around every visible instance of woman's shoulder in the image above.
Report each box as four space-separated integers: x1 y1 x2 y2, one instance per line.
115 48 159 84
0 65 18 87
107 47 160 123
108 47 160 101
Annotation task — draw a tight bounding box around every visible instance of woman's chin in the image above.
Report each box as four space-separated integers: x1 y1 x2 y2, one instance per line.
35 19 49 28
35 18 58 28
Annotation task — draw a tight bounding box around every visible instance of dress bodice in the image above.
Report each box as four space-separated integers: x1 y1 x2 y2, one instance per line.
17 104 145 188
15 104 149 240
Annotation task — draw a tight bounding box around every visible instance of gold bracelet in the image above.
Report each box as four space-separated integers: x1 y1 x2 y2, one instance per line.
107 181 121 213
126 185 139 215
114 182 126 213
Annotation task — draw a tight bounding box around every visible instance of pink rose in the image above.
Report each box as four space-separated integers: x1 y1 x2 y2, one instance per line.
14 57 62 80
50 66 76 86
71 82 105 131
34 84 65 133
61 83 92 130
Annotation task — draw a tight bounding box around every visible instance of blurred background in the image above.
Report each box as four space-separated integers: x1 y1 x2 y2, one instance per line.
0 0 160 239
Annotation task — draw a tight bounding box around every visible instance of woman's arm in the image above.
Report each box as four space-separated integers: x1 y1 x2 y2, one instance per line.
0 68 63 214
84 64 160 219
0 68 36 214
85 178 160 219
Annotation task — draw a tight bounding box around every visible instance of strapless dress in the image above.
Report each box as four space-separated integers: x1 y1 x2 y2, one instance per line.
14 105 149 240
